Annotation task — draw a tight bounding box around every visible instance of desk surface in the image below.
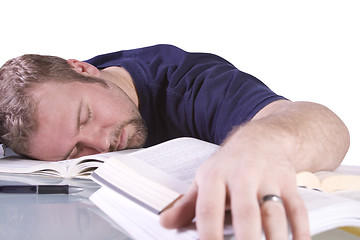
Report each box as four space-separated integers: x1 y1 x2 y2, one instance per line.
0 173 131 240
0 173 357 240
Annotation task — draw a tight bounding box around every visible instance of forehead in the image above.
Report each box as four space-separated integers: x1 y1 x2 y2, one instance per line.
32 82 81 125
27 82 83 160
32 81 80 100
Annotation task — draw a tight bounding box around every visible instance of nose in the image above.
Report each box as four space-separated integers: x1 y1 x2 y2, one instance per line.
79 127 111 153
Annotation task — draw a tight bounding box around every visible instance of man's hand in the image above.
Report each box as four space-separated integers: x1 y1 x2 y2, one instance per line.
160 132 310 239
160 100 350 240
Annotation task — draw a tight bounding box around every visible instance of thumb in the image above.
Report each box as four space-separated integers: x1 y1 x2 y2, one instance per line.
159 181 198 229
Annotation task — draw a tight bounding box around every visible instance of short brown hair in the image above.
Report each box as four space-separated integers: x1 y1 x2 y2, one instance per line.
0 54 107 155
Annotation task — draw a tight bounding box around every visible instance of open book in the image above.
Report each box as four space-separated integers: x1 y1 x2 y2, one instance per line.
89 137 360 239
297 168 360 193
0 150 136 178
91 137 218 214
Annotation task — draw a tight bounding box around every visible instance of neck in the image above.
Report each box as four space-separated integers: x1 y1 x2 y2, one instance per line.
99 66 139 107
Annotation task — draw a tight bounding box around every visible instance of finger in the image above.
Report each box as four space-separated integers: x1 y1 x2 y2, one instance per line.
260 196 288 240
230 185 261 240
159 181 197 229
195 174 226 240
282 189 311 240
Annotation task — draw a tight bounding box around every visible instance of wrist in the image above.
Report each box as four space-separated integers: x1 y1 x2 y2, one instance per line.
221 120 299 171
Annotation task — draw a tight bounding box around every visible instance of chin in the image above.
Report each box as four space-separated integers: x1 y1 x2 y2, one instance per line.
128 134 147 149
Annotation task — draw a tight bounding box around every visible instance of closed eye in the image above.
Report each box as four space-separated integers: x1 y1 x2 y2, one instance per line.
70 106 92 159
64 100 91 160
80 104 92 129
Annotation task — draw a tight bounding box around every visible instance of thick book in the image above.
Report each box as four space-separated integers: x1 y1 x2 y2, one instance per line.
0 150 136 178
91 137 218 214
89 137 360 239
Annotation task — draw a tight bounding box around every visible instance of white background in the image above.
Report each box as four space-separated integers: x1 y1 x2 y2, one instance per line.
1 0 359 165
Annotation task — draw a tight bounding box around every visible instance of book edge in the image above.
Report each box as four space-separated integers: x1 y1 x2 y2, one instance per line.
92 172 160 214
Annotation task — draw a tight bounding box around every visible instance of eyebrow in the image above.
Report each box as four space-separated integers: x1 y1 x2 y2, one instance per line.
62 100 83 160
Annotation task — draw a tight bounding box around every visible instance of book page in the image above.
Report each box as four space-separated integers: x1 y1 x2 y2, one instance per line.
91 138 219 213
90 186 199 240
130 137 219 183
0 149 139 178
0 157 67 177
299 187 360 235
93 157 184 213
68 150 137 178
296 171 321 190
314 166 360 193
333 190 360 201
334 165 360 175
110 155 190 195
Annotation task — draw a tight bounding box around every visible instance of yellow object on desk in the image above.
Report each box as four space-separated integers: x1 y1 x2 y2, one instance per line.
340 227 360 237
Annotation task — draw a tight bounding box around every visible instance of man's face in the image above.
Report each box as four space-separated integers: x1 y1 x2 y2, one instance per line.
27 80 147 161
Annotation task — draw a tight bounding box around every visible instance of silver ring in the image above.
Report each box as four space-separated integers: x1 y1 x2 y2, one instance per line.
259 194 283 206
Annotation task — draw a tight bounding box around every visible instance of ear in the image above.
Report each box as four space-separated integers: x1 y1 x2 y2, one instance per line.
67 59 100 77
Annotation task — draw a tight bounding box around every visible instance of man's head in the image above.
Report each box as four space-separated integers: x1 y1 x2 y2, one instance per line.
0 54 147 160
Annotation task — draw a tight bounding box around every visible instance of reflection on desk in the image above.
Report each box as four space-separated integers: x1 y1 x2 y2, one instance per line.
0 173 130 240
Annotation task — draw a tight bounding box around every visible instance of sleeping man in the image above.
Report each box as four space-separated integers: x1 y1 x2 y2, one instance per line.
0 44 350 240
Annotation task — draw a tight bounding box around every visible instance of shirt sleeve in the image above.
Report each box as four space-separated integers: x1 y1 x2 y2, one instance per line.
179 53 286 144
136 45 287 145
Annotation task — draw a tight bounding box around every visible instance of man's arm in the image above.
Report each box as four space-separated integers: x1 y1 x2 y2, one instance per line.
160 100 350 240
250 100 349 171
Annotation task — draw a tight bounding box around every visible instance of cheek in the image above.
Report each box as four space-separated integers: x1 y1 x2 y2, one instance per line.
91 86 136 122
79 147 102 158
92 97 125 122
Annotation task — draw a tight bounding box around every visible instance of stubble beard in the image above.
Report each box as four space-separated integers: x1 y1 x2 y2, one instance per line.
105 79 148 152
109 115 148 152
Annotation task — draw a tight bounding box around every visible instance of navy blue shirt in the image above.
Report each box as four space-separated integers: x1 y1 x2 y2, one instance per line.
85 44 285 147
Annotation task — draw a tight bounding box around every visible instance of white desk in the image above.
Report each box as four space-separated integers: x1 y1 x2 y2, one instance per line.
0 173 358 240
0 173 131 240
